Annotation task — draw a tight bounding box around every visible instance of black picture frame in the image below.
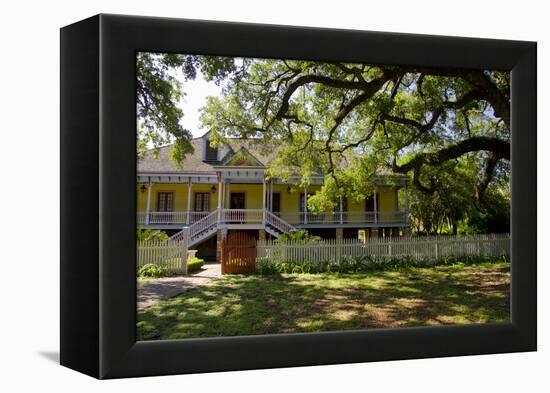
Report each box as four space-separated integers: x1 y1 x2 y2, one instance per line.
60 14 536 379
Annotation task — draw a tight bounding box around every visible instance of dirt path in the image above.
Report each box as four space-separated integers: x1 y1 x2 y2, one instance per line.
137 263 222 310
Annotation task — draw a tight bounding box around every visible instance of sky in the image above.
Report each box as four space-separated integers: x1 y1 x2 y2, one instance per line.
174 69 224 138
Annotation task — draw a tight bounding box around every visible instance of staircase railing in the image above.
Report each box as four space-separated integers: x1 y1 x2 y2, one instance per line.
265 210 295 234
169 227 189 243
169 209 219 243
189 209 219 240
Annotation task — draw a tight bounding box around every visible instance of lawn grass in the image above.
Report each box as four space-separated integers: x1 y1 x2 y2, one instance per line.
137 261 510 340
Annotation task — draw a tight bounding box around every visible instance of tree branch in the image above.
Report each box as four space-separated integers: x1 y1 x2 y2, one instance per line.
274 73 392 122
393 137 510 175
390 66 510 127
381 89 486 146
474 154 500 209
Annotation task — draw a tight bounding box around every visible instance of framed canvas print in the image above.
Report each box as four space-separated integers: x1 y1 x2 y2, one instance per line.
60 14 536 379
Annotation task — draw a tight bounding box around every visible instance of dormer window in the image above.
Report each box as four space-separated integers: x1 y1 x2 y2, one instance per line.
205 143 218 161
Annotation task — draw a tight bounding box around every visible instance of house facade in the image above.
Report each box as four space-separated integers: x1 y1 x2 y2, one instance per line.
137 133 410 261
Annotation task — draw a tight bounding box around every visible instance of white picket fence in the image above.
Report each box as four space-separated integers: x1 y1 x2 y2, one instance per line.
137 239 187 273
257 233 510 264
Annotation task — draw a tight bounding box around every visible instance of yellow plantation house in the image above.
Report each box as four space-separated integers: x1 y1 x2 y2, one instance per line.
137 132 409 261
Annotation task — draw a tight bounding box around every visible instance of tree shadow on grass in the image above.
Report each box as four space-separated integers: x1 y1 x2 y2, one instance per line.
137 263 510 340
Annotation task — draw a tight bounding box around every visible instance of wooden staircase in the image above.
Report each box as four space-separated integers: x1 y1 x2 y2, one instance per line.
169 209 296 248
165 209 295 273
169 210 219 247
264 210 295 238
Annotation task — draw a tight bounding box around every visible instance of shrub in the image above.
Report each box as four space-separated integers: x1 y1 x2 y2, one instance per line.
137 226 169 241
187 257 204 273
256 257 277 275
137 263 168 278
255 254 509 275
277 229 321 243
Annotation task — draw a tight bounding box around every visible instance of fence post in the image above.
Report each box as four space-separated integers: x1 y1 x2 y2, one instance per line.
180 227 189 274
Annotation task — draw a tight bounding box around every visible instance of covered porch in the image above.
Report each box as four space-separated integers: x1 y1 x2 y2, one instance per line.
137 169 409 230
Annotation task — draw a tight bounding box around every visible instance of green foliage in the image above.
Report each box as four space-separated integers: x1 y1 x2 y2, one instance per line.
256 254 509 275
137 263 169 278
276 229 320 243
198 57 509 206
407 158 510 235
136 226 169 241
137 53 237 163
137 53 192 162
187 257 204 273
407 162 474 234
462 189 510 233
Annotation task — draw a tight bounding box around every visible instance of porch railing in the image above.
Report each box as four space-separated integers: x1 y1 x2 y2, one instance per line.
276 211 409 225
137 209 409 226
221 209 264 224
137 211 211 225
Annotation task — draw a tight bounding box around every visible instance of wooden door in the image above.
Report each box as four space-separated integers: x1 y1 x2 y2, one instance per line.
230 192 245 209
221 231 257 274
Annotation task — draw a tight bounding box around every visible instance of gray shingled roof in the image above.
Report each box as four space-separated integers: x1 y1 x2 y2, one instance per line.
138 137 407 185
137 138 279 173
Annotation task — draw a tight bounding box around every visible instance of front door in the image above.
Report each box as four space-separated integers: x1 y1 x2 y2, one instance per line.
230 192 246 209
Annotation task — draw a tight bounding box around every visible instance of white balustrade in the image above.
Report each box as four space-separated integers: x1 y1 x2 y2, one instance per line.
138 209 409 226
222 209 264 224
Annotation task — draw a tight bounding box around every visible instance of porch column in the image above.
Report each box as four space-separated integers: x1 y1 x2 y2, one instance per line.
394 189 399 211
269 180 273 211
303 185 308 224
145 179 153 225
217 173 223 223
262 177 267 224
225 179 231 208
373 190 378 225
186 178 192 225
